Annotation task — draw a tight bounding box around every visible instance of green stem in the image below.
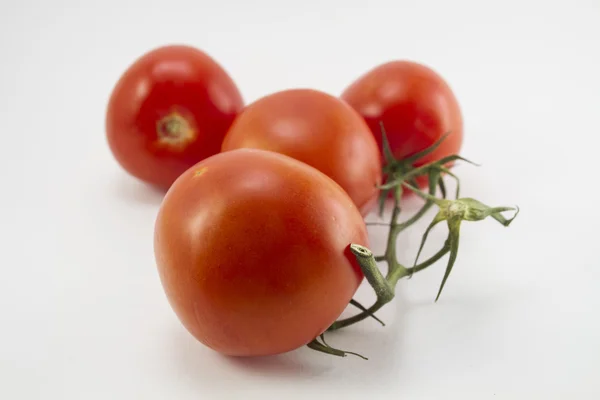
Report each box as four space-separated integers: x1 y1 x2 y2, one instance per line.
395 199 435 233
328 245 396 332
349 299 385 326
404 244 450 277
383 186 405 274
307 336 367 360
307 339 347 357
328 301 387 331
311 125 519 358
349 245 394 304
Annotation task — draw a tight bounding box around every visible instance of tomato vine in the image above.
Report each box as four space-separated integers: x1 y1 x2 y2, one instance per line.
308 124 519 359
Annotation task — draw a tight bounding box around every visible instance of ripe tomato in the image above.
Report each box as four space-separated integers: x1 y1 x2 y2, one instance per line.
341 61 463 188
221 89 381 216
154 149 368 356
106 45 243 189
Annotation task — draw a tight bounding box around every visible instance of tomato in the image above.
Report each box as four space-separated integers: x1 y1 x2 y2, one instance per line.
154 149 368 356
341 61 463 188
221 89 381 216
106 45 243 189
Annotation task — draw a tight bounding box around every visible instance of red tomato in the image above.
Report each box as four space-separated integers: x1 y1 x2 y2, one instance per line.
341 61 463 188
154 149 368 356
106 45 243 189
221 89 381 216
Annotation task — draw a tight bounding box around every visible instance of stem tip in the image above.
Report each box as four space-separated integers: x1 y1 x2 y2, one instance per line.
350 244 373 258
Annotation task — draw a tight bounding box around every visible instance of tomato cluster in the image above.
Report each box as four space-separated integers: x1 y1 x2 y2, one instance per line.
106 45 471 357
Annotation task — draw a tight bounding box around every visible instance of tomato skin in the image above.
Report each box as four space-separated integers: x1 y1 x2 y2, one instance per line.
154 149 368 356
106 45 243 189
341 61 463 188
221 89 382 216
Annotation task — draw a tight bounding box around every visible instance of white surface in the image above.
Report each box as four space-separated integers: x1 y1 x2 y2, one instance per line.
1 0 599 398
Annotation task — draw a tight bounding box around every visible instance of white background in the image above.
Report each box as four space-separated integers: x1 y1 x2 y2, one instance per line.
1 0 599 398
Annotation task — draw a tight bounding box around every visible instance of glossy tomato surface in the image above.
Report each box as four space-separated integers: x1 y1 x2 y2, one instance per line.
221 89 381 216
154 149 368 356
342 61 463 186
106 45 243 189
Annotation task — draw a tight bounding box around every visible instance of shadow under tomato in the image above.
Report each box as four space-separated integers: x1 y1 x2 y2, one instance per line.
165 288 411 386
225 288 411 382
222 352 332 378
110 172 166 207
166 324 335 387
